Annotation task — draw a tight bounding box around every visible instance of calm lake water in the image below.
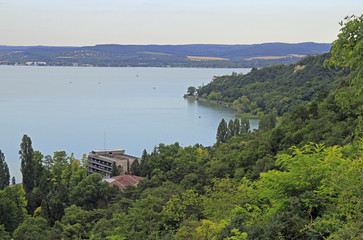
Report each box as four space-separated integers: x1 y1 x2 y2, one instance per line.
0 66 256 181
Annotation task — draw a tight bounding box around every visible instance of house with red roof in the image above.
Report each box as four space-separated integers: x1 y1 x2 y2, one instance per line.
103 174 144 191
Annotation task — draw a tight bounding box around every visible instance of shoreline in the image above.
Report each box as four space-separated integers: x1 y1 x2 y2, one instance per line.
184 95 260 119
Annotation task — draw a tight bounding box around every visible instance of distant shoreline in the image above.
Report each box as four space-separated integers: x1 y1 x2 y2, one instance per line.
0 64 252 69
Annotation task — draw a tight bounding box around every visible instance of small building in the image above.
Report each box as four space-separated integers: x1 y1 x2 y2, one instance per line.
88 149 140 176
103 174 144 191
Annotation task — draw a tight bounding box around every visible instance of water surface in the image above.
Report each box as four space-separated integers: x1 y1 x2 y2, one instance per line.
0 66 253 180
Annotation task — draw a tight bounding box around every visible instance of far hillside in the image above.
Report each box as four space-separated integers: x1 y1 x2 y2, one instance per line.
194 53 347 116
0 42 331 68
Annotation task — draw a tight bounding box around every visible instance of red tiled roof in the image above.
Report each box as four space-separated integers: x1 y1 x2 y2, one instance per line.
105 174 144 191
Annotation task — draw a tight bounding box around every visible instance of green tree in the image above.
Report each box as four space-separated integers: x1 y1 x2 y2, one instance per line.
69 173 110 210
125 195 165 239
130 159 141 176
187 86 197 96
216 118 228 144
140 149 150 177
233 96 251 112
325 15 363 93
208 91 222 101
258 113 276 131
324 14 363 134
11 176 15 185
55 205 106 240
51 151 68 183
240 117 250 133
32 150 49 193
228 119 235 139
0 150 10 190
110 161 121 177
163 189 203 224
0 190 18 233
233 118 241 136
0 225 11 240
13 217 50 240
19 134 34 194
0 185 28 233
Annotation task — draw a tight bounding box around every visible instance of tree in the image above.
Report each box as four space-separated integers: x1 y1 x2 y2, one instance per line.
110 161 121 177
216 118 228 144
13 217 50 240
324 14 363 124
259 113 276 131
0 185 28 233
12 176 15 185
233 118 241 136
325 14 363 89
19 134 34 194
69 174 110 210
240 117 250 133
187 86 197 96
51 151 68 183
32 150 49 193
130 159 141 176
228 119 235 139
140 149 151 177
0 150 10 190
0 225 11 240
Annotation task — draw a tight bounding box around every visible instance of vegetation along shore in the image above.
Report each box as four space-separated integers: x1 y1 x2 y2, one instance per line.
0 15 362 239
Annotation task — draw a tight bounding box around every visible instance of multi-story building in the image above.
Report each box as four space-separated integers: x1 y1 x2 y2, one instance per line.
88 149 140 176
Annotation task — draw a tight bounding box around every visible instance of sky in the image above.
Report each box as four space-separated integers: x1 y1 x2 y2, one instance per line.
0 0 362 46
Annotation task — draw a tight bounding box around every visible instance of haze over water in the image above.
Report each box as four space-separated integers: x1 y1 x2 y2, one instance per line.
0 66 255 181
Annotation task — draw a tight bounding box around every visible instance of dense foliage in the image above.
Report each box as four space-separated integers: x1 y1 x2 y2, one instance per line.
0 15 362 239
196 53 348 116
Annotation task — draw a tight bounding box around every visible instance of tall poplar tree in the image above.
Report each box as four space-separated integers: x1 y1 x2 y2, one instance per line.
0 149 10 190
19 134 34 193
216 118 228 144
228 119 235 139
241 117 250 133
233 118 241 136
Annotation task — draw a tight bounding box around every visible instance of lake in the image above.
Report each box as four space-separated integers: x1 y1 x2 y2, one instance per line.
0 66 255 181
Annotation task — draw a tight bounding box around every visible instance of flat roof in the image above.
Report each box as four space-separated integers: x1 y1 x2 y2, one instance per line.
92 149 125 153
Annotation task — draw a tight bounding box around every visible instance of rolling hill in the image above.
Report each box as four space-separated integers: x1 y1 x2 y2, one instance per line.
0 42 331 68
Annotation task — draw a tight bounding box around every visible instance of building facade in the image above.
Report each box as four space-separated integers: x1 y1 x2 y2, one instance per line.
88 149 140 176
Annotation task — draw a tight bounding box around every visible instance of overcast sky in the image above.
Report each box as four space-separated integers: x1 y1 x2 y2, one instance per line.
1 0 362 46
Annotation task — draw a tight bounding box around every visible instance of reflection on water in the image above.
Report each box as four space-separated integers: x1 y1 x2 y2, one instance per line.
186 98 259 130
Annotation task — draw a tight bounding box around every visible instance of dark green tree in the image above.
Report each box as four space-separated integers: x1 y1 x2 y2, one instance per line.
216 118 228 144
187 86 197 96
33 150 48 192
69 174 110 210
13 217 50 240
110 161 121 177
241 117 250 133
0 150 10 190
259 113 276 131
228 119 235 139
12 176 15 185
233 118 241 136
140 149 151 177
19 134 34 194
0 225 11 240
130 159 141 176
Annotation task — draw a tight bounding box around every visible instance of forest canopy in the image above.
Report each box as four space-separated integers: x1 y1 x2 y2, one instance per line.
0 15 362 240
